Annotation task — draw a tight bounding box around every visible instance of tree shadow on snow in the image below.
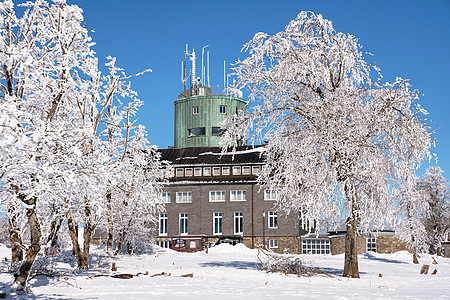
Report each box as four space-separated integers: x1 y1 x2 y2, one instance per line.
362 252 408 264
200 260 261 270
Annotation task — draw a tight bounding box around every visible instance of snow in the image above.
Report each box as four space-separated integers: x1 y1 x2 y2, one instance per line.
1 243 449 299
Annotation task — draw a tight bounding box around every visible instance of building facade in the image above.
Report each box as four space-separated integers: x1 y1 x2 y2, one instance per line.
155 147 307 253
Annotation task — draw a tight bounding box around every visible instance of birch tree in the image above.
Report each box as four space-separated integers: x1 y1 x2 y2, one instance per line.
222 11 431 278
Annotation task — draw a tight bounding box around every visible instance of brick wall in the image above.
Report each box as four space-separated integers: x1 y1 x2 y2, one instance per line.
376 236 408 253
329 236 367 255
244 236 300 254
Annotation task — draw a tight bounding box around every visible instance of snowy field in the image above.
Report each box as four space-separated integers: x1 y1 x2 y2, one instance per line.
1 243 449 299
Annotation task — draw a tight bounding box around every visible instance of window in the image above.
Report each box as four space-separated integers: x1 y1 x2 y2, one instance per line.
242 166 251 175
185 168 193 176
264 190 278 201
302 239 330 254
159 213 168 236
269 239 278 249
179 213 188 235
213 212 223 235
222 167 230 175
268 211 278 228
193 167 202 176
212 127 226 135
252 165 261 175
234 212 243 235
233 166 241 175
219 105 226 114
367 237 377 252
213 167 221 176
176 191 192 203
176 168 184 177
159 192 171 203
209 191 226 202
192 106 199 115
230 190 247 201
188 127 205 136
203 167 211 176
156 240 171 248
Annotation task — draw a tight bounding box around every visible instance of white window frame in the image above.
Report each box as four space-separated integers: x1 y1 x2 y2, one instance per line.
302 239 330 255
185 168 193 177
159 192 171 203
222 166 230 175
219 105 226 114
203 167 211 176
212 167 221 176
233 166 241 175
252 165 261 175
209 191 226 202
268 211 278 228
194 167 202 176
234 211 243 235
367 237 377 252
176 168 184 177
264 190 278 201
230 190 247 201
179 213 188 235
176 191 192 203
193 106 199 115
159 213 168 236
269 239 278 249
213 212 223 235
242 166 251 175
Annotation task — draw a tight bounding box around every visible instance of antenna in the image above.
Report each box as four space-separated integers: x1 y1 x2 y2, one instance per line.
182 44 188 91
223 60 226 92
190 49 197 87
207 51 210 87
201 45 209 86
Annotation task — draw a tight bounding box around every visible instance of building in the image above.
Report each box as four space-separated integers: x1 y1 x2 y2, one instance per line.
155 46 306 253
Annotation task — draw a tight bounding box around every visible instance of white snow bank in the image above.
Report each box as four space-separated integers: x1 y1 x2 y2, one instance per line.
208 243 255 254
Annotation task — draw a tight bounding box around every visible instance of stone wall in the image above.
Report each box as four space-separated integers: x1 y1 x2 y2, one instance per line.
329 236 367 255
243 236 300 254
376 236 408 254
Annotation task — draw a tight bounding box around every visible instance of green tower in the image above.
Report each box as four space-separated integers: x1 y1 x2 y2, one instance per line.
174 85 246 148
174 46 246 148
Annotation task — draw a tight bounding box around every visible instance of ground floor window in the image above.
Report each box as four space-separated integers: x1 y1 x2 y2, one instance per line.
156 240 171 248
159 213 167 236
367 237 377 252
302 239 330 254
269 239 278 249
213 212 223 235
179 213 188 235
234 212 243 235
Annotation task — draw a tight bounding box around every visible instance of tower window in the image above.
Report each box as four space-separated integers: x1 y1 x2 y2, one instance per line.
212 127 226 135
188 127 205 136
193 106 199 115
219 105 226 114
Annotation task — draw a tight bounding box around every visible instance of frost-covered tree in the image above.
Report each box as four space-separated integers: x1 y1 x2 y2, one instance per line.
417 166 450 255
222 11 431 278
0 0 166 291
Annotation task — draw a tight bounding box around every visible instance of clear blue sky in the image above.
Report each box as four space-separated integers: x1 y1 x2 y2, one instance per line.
70 0 450 176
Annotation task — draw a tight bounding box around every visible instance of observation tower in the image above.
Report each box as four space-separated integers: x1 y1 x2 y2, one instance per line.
174 45 246 148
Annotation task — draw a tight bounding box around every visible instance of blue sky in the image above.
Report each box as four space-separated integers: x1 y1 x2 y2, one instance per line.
70 0 450 176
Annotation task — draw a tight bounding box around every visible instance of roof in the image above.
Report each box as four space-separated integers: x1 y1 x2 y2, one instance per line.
159 146 265 166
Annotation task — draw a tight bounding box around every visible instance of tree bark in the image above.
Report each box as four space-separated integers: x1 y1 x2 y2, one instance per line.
8 214 23 263
106 192 114 254
13 201 41 291
343 181 360 278
66 210 84 268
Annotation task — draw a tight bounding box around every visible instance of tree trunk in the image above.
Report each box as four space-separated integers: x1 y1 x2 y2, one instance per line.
106 192 114 254
343 217 360 278
115 230 125 255
13 203 41 291
412 251 419 264
8 214 23 263
343 180 360 278
66 210 84 268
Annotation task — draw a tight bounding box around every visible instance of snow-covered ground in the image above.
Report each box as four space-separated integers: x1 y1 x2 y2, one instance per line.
1 243 449 299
